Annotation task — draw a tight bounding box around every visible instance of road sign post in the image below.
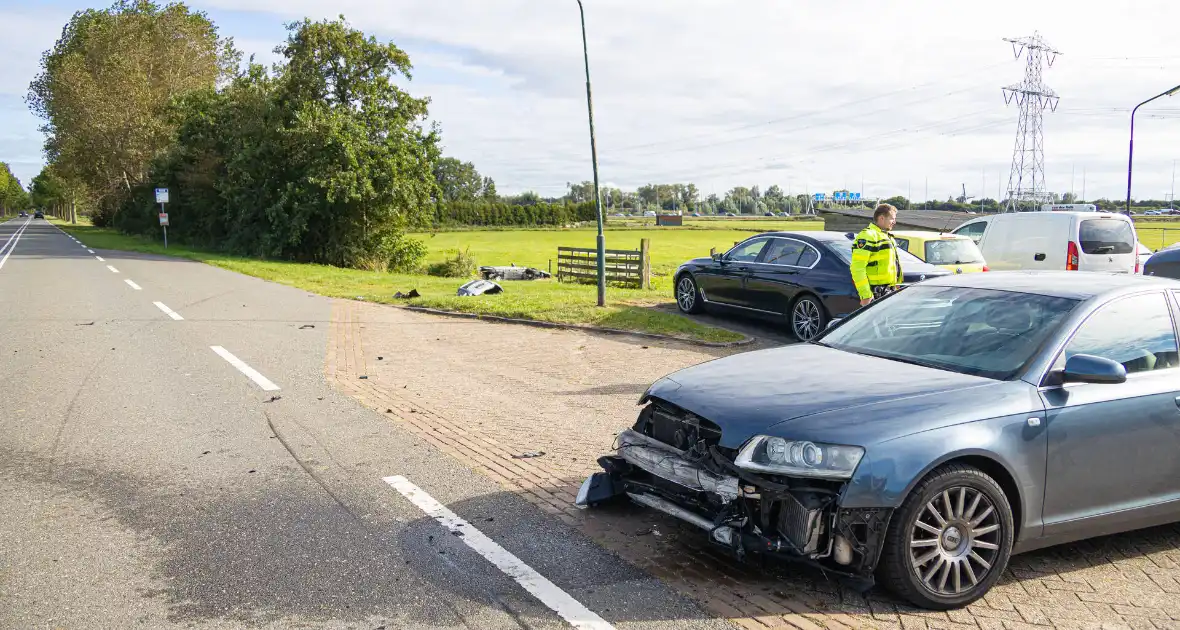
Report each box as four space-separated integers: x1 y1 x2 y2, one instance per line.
155 188 169 248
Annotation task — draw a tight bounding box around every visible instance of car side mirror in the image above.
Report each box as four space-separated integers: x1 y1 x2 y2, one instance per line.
1061 354 1127 385
712 253 727 263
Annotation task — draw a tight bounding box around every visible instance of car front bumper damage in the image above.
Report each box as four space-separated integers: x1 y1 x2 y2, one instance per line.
576 427 891 586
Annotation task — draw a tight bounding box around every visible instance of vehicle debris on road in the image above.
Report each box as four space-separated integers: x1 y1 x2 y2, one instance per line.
511 451 545 459
479 264 551 281
457 279 503 296
393 289 420 299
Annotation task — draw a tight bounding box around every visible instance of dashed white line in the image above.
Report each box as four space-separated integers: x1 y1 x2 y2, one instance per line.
383 475 615 630
87 249 95 254
95 256 105 262
106 265 119 273
210 346 279 391
124 279 142 290
153 301 184 321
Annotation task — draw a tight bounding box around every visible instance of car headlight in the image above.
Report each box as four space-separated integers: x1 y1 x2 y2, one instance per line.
734 436 864 479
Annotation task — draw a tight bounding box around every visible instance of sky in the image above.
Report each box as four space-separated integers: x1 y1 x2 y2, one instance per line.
2 0 1180 203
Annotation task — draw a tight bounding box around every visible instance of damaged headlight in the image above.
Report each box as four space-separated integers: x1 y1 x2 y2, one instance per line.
734 436 864 479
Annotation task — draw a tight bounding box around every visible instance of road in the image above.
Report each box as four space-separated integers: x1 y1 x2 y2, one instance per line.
0 217 732 630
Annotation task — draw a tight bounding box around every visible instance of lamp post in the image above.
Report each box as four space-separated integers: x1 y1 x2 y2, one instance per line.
1126 83 1180 215
576 0 606 306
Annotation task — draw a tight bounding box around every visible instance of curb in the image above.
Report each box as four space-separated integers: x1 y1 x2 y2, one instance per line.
394 305 757 348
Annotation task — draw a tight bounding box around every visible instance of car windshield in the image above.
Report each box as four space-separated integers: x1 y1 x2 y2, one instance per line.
924 239 984 265
818 285 1080 380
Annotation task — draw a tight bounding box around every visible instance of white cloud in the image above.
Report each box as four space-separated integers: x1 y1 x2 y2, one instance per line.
5 0 1180 202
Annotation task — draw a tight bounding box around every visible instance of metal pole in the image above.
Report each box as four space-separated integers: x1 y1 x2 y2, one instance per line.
1171 160 1176 211
1127 84 1180 215
577 0 606 306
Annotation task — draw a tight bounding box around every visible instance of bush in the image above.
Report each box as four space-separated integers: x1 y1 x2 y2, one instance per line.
425 247 477 278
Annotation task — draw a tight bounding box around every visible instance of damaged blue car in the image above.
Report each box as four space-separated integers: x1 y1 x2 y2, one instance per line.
578 271 1180 609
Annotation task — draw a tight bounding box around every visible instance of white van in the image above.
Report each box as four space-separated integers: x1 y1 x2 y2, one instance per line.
949 211 1140 273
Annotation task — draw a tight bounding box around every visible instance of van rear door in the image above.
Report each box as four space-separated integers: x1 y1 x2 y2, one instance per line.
1075 216 1137 273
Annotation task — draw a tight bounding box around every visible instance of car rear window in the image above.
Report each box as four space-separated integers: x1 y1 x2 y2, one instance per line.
924 239 984 265
1079 218 1134 255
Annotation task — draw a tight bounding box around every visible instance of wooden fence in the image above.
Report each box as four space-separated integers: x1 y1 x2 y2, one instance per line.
557 238 651 289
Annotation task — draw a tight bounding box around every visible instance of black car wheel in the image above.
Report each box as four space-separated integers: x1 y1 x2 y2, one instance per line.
789 294 828 341
675 274 705 314
878 463 1014 610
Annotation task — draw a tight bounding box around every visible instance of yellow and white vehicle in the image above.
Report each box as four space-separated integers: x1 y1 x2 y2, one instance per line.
890 230 988 274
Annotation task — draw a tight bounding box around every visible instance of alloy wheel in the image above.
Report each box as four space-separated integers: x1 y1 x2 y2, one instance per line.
676 277 697 312
908 486 1002 597
792 298 822 340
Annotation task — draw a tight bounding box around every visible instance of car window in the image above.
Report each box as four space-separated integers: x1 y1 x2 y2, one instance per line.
1079 218 1135 255
894 237 910 252
796 244 819 267
761 238 807 265
826 239 923 267
952 221 987 244
925 239 984 265
1054 292 1178 374
819 285 1080 380
726 238 768 262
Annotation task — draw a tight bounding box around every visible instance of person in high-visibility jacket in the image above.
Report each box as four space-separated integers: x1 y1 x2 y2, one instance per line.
850 204 902 306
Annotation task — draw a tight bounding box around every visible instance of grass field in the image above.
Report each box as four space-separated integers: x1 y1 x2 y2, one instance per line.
50 218 748 343
1133 222 1180 251
419 221 823 288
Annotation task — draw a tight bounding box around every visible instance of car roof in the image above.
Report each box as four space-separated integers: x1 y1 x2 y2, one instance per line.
920 270 1180 300
888 230 970 239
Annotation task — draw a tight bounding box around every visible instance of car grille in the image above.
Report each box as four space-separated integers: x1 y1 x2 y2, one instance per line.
643 402 722 451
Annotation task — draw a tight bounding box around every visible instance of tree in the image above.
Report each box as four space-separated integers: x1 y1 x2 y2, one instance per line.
434 157 486 202
1061 192 1077 204
481 177 497 200
27 0 240 224
883 195 910 210
510 191 540 206
113 16 440 271
680 183 699 209
565 180 595 203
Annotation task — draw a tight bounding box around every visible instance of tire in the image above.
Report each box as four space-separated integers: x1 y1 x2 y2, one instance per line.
675 274 705 314
789 294 829 341
877 463 1014 610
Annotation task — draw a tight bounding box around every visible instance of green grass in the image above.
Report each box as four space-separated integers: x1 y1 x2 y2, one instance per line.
1133 220 1180 251
50 218 745 344
418 221 823 290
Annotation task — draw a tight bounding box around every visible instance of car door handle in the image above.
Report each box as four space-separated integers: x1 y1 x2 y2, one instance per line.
1034 253 1046 261
736 266 750 272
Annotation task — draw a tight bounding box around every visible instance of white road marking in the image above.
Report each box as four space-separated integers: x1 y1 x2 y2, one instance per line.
153 301 184 321
87 249 95 254
95 256 105 262
210 346 280 391
0 219 32 271
383 476 615 630
124 279 142 290
106 265 119 273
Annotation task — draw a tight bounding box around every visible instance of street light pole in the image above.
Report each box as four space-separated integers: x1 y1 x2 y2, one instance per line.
576 0 606 307
1126 83 1180 215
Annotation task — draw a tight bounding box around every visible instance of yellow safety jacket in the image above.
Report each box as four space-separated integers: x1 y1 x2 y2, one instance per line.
850 223 902 300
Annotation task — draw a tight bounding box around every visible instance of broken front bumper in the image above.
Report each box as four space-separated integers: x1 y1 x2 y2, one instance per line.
576 429 891 580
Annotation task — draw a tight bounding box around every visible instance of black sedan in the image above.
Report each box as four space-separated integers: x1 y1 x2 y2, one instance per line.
674 231 952 340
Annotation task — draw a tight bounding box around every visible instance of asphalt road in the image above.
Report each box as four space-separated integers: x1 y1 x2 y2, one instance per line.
0 217 733 630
